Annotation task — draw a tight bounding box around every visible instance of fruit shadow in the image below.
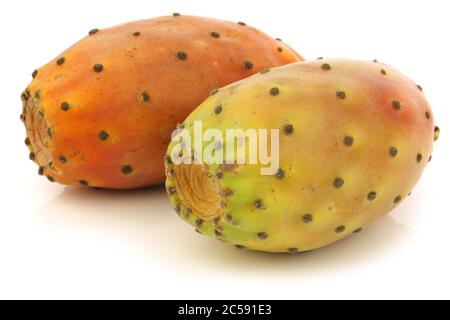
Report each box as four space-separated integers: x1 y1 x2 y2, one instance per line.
36 185 412 276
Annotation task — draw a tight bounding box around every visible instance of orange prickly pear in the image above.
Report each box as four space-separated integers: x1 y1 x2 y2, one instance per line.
22 14 303 189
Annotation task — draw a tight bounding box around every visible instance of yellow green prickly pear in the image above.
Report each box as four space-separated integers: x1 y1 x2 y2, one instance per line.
164 59 437 253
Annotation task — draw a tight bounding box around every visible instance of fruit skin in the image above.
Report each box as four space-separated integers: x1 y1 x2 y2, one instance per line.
21 15 303 189
165 59 436 253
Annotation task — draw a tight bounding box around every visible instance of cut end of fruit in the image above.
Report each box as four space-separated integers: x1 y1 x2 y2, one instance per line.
173 164 222 221
24 94 52 169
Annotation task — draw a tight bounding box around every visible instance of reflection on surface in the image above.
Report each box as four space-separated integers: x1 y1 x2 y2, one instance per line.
35 185 411 275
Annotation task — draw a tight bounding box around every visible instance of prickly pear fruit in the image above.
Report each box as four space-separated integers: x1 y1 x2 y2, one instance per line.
165 59 437 253
21 15 302 189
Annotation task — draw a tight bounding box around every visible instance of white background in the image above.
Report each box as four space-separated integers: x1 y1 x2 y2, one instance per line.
1 0 449 300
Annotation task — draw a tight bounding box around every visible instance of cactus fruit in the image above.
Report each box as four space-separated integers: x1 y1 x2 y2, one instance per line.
165 59 437 253
21 15 303 189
